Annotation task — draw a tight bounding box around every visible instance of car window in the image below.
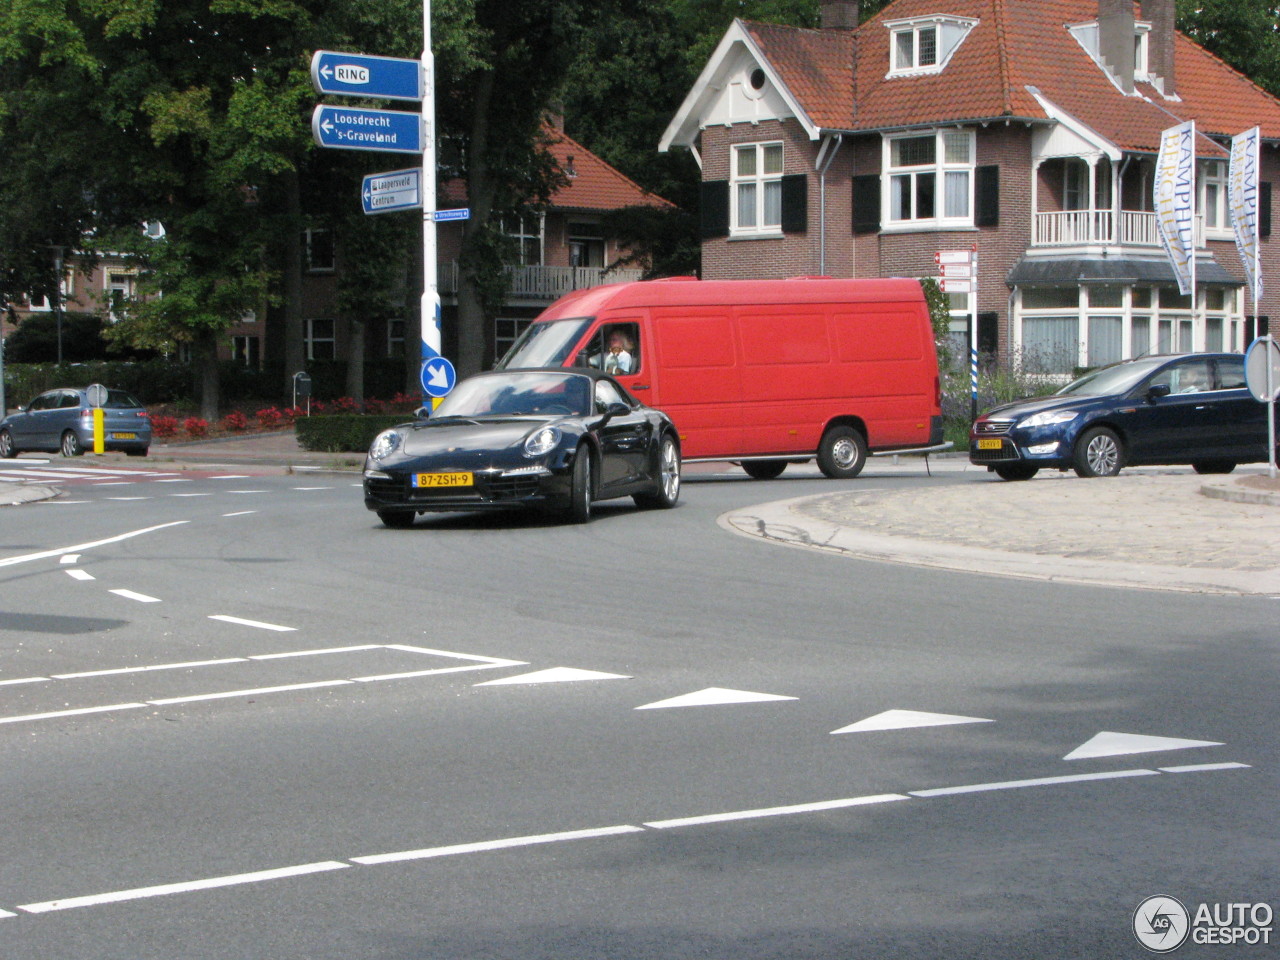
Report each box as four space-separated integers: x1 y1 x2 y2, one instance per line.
104 390 142 409
1150 359 1212 395
582 323 641 375
28 393 56 412
59 392 81 409
1215 357 1248 390
593 379 630 413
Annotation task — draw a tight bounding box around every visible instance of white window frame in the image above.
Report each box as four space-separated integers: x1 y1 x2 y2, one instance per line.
1200 160 1232 238
304 317 336 360
884 16 978 77
882 129 975 230
501 214 544 266
730 141 785 237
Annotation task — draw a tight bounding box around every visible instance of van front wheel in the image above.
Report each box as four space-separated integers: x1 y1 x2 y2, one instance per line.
817 426 867 479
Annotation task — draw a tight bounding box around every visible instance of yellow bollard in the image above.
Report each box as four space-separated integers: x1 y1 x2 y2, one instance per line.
92 408 105 454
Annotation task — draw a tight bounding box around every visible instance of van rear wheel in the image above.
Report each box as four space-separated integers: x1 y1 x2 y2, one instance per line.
742 460 787 480
817 426 867 479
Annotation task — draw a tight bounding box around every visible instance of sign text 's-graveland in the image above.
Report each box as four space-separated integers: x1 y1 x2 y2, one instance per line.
312 105 423 155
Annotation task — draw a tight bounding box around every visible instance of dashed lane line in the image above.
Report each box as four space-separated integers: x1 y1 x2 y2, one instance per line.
1 762 1252 919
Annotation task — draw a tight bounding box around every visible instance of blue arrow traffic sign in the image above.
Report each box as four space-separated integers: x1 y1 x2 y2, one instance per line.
311 50 424 102
361 168 422 215
432 208 471 222
420 356 457 399
312 105 423 155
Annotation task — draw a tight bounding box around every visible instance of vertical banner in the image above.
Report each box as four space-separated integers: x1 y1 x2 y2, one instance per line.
1228 126 1263 305
1154 121 1197 297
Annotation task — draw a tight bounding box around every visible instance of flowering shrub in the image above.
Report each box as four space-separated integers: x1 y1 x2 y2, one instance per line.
183 417 209 438
309 400 328 415
364 397 387 414
331 396 359 413
281 407 305 424
221 410 248 431
389 391 419 412
256 407 283 429
151 415 179 439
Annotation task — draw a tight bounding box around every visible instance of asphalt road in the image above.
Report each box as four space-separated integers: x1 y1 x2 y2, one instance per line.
1 460 1276 959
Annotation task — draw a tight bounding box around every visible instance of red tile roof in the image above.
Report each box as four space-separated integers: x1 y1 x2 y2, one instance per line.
742 0 1280 154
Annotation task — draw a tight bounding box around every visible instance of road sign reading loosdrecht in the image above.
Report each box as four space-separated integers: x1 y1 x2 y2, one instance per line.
311 50 424 102
312 105 423 155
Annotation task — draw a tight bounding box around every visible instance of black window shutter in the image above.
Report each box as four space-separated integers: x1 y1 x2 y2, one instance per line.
700 180 730 239
780 174 808 234
852 173 880 234
1260 182 1272 238
975 165 999 227
977 311 998 356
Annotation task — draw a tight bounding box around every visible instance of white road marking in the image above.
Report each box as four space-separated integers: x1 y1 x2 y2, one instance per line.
351 825 644 866
831 709 994 734
221 510 257 517
39 500 89 504
249 645 380 660
0 703 146 725
644 794 909 829
154 478 192 483
0 521 188 568
292 486 332 491
353 663 525 683
105 497 152 501
58 554 80 564
1064 731 1224 761
64 569 95 581
109 589 161 603
1 763 1249 919
0 677 50 687
171 493 211 497
226 489 268 494
148 679 353 706
210 475 251 479
908 769 1160 797
475 667 631 686
93 481 134 487
635 687 797 710
1159 762 1251 773
208 615 296 632
17 861 350 914
53 658 247 679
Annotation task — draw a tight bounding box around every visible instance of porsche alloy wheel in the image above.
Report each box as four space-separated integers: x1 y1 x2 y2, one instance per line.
567 446 593 524
635 434 681 509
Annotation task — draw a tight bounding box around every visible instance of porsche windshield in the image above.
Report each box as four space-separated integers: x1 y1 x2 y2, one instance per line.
495 318 594 369
433 372 591 418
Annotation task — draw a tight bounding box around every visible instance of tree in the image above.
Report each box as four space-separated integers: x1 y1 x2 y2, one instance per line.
1176 1 1280 98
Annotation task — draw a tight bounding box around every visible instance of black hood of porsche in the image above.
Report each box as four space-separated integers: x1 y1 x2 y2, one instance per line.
398 416 559 457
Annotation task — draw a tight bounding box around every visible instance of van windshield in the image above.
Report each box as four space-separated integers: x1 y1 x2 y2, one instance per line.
496 318 594 370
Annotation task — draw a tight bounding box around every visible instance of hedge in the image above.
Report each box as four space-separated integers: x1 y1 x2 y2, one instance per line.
294 414 413 453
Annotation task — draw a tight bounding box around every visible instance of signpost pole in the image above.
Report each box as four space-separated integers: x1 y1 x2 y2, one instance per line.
1267 334 1276 479
420 0 442 412
969 247 979 423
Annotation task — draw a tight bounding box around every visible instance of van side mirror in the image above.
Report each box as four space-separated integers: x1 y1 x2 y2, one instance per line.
1146 383 1171 401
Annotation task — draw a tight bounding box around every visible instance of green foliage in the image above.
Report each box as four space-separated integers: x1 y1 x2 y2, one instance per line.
1177 0 1280 98
295 414 409 453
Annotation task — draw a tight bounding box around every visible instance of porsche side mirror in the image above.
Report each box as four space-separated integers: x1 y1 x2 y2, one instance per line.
415 405 431 419
599 401 630 422
1146 383 1171 402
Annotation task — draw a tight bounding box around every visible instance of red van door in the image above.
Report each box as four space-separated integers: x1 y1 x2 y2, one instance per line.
646 307 742 459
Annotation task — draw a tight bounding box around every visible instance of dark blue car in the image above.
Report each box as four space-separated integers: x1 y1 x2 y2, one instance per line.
970 353 1277 480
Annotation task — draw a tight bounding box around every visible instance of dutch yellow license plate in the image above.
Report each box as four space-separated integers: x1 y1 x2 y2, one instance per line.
977 438 1003 450
414 472 473 488
113 432 137 440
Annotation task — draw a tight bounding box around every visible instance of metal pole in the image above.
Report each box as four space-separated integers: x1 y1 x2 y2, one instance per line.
1267 332 1276 479
420 0 441 410
969 247 979 423
52 246 64 367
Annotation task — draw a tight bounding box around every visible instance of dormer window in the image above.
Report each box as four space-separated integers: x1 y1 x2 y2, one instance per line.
1134 26 1150 80
885 16 978 77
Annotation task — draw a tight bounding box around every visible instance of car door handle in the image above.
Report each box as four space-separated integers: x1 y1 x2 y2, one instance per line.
630 384 650 390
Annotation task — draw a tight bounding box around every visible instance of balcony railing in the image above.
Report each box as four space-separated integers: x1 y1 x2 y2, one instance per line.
1033 210 1204 248
439 262 644 300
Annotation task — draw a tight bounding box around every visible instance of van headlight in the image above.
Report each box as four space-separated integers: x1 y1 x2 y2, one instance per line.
369 429 402 461
524 425 561 458
1020 410 1079 429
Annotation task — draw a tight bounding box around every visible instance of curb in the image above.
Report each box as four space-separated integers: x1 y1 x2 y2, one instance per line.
0 484 60 506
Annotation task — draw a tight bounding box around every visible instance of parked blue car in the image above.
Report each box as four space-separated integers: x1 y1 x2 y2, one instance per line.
970 353 1277 480
0 387 152 458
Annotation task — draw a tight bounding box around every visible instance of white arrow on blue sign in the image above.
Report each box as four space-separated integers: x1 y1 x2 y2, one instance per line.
432 208 471 222
312 105 423 155
362 168 422 215
420 356 457 399
311 50 424 102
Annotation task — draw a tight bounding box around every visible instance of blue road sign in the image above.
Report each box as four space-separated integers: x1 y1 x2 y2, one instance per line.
312 105 422 155
362 168 422 215
420 356 457 399
311 50 424 102
432 208 471 222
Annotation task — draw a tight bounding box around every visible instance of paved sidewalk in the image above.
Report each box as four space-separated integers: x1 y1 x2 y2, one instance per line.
4 431 1278 594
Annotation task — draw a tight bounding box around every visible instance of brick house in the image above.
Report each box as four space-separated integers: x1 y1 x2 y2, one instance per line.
660 0 1280 374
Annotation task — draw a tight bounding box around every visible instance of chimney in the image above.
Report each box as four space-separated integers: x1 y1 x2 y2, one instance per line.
1140 0 1176 95
822 0 859 31
1098 0 1136 93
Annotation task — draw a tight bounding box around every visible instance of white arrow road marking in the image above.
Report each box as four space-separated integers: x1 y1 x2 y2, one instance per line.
1064 731 1224 761
109 589 161 603
634 687 797 710
475 667 631 686
64 569 94 581
831 709 994 735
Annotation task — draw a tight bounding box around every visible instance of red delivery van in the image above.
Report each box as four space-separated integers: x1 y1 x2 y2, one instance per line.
496 276 944 479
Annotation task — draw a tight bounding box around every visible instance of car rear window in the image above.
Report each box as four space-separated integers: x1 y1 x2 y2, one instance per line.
104 390 142 409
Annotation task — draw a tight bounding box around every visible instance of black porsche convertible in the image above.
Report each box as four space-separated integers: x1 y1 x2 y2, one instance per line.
363 368 681 526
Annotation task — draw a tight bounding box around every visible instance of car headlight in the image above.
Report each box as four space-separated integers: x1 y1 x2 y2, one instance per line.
523 425 561 458
1019 410 1079 429
369 429 402 461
